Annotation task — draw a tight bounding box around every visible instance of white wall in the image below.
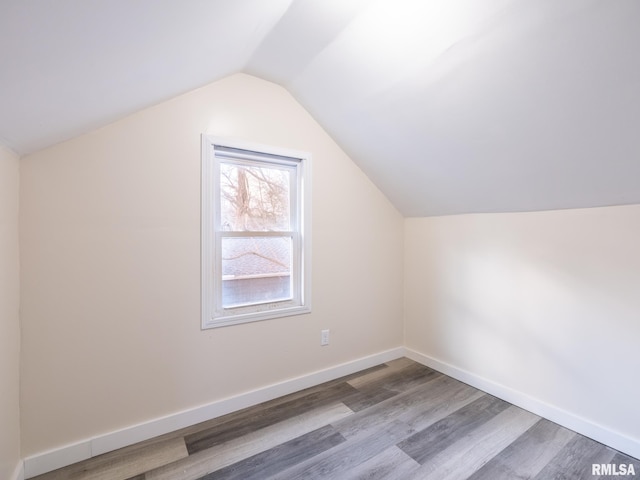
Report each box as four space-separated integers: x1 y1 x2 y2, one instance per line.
19 73 404 457
405 206 640 457
0 145 21 480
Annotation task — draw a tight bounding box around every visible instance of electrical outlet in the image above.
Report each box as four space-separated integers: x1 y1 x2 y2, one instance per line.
321 329 330 346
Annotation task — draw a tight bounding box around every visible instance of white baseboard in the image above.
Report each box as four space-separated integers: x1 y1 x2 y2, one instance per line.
11 461 24 480
405 347 640 461
25 345 637 478
23 347 404 478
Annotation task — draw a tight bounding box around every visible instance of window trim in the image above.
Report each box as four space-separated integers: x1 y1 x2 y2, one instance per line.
201 135 312 329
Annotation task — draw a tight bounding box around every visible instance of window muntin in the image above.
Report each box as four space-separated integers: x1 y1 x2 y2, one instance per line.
202 137 311 328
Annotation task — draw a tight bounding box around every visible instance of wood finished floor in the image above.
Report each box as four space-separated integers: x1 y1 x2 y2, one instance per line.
33 358 640 480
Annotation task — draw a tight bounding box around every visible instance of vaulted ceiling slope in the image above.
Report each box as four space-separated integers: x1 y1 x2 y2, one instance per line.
2 0 639 216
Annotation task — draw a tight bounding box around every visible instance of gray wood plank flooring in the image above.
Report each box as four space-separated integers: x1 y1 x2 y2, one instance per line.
33 358 640 480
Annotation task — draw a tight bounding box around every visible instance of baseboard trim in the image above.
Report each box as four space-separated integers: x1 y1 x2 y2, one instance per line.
405 347 640 460
11 461 24 480
23 347 404 478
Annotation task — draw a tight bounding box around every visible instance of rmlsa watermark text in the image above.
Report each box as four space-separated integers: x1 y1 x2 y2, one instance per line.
592 463 636 476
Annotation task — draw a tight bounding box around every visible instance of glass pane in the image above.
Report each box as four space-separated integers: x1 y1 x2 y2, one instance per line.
219 162 291 231
221 237 292 308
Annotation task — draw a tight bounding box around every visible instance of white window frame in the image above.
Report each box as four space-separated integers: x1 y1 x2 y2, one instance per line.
201 135 312 329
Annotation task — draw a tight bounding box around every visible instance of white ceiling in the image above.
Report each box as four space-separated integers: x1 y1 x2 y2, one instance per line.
2 0 639 216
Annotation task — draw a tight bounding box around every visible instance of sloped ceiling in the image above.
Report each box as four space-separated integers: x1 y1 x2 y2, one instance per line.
1 0 639 216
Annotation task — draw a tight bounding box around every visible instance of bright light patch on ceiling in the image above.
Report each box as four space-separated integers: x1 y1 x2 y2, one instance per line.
343 0 512 76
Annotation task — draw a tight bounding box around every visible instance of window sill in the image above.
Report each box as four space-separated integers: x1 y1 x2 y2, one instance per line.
203 305 312 329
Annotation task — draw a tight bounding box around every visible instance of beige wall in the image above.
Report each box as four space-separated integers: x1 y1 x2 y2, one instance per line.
0 145 21 479
19 73 404 456
405 206 640 448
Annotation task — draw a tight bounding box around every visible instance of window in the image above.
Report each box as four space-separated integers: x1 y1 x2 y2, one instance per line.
201 136 311 328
